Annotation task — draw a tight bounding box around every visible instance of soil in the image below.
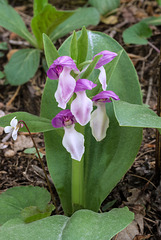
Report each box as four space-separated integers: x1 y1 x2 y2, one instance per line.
0 0 161 239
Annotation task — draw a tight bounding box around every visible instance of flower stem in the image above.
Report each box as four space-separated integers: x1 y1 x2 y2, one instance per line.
18 120 58 213
72 157 84 212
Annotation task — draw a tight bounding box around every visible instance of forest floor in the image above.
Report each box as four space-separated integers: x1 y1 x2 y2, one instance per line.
0 0 161 239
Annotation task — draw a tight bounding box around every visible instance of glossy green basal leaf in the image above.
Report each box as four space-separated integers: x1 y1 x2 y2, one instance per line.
113 100 161 133
41 30 142 215
31 4 74 49
0 112 54 133
50 7 100 42
0 0 36 47
33 0 48 16
89 0 120 15
123 22 152 45
0 207 133 240
0 186 54 225
4 49 40 85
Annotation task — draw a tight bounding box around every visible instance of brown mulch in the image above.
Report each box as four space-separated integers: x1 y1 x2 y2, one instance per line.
0 0 161 239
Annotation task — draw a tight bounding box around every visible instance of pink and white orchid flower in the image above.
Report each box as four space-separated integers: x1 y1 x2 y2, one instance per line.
71 79 97 126
47 56 79 109
90 91 120 141
93 50 117 91
52 109 85 161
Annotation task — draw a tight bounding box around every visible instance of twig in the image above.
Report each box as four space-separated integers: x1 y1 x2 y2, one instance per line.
105 20 128 37
148 41 160 54
6 86 21 106
145 77 153 105
143 217 157 224
9 39 30 46
128 173 157 189
135 149 155 161
31 165 53 185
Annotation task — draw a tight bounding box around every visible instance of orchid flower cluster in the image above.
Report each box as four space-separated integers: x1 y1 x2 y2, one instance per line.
47 51 120 161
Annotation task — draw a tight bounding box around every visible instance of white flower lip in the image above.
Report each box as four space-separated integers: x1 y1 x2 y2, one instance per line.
90 102 109 141
63 124 85 161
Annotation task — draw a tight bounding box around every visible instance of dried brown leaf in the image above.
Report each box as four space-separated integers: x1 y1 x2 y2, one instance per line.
13 135 33 152
101 15 118 25
7 49 18 61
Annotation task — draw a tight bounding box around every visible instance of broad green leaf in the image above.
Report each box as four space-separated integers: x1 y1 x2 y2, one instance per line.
50 7 100 42
33 0 48 16
0 112 54 133
4 49 40 85
41 30 142 215
43 33 59 67
70 31 78 61
113 100 161 132
0 1 36 47
31 4 74 49
89 0 120 15
0 208 133 240
61 208 133 240
0 42 8 50
77 26 88 65
123 22 152 45
0 186 54 225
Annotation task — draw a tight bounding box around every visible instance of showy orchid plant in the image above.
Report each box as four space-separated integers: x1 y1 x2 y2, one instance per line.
46 54 119 162
1 27 161 239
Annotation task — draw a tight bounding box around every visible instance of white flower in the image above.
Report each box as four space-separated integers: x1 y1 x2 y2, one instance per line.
4 117 19 141
52 110 85 161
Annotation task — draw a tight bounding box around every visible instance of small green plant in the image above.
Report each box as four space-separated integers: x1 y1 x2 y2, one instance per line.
0 0 100 85
123 15 161 52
